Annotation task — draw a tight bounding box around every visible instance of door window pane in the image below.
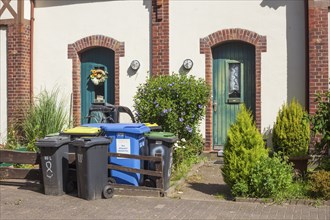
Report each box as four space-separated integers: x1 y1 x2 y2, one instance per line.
228 63 240 98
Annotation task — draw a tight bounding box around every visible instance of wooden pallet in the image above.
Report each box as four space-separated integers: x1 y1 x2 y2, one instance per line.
0 149 165 197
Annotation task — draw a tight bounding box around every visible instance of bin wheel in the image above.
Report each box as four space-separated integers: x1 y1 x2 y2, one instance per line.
108 177 116 184
103 184 114 199
66 181 75 193
144 178 156 188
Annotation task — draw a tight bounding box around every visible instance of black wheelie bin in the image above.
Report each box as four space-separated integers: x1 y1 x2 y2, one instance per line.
36 136 73 195
71 137 112 200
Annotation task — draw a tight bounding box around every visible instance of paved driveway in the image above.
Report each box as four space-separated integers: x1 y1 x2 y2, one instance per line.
1 183 329 220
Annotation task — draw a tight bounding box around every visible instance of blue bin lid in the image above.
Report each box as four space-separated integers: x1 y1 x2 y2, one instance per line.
100 123 150 134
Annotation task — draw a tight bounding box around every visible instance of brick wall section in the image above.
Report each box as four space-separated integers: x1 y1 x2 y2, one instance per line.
308 0 329 114
200 28 267 151
68 35 125 126
151 0 169 75
7 23 31 125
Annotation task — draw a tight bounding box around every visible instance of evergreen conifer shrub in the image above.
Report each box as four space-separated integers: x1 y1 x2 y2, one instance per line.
272 99 310 157
221 105 268 195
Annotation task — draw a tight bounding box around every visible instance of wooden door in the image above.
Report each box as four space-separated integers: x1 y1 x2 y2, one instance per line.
80 47 115 124
212 42 255 149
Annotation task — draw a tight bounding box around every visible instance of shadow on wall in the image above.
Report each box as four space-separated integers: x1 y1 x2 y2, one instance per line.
35 0 112 8
35 0 152 10
143 0 153 75
260 0 306 106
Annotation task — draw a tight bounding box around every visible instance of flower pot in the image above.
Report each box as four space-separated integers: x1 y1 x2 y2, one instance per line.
288 156 310 175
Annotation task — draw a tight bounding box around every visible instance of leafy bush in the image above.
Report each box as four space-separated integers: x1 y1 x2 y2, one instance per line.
309 91 330 154
308 170 330 200
231 181 249 197
249 154 293 198
133 74 210 175
317 156 330 171
221 104 268 194
171 134 204 180
22 88 68 151
272 98 310 157
133 74 210 141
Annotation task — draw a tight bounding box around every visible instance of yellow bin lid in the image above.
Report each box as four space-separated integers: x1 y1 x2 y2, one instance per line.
144 123 159 127
62 126 101 135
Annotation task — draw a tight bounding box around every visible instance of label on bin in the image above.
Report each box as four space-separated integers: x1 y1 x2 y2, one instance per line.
117 133 125 138
168 151 173 177
77 153 83 163
44 156 54 179
156 141 162 145
116 139 130 159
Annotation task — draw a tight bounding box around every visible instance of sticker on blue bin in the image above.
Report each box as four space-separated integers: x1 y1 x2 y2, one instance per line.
139 141 145 148
117 133 125 138
116 139 131 159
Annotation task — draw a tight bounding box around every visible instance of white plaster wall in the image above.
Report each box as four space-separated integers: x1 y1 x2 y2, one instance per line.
33 0 151 112
24 0 30 20
170 0 306 134
0 26 7 144
0 0 17 19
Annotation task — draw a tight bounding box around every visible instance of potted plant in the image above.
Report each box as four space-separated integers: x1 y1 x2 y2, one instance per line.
272 98 310 174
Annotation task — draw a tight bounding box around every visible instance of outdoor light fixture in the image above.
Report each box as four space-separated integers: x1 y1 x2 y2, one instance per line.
183 59 193 70
130 60 140 71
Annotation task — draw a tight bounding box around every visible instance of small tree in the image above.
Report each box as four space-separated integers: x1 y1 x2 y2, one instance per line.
272 98 310 157
221 104 268 196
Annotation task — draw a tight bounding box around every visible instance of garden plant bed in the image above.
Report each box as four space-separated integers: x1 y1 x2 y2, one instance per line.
235 197 330 206
169 158 330 206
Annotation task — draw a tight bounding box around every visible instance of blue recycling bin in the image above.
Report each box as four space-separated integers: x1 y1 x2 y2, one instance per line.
83 123 150 186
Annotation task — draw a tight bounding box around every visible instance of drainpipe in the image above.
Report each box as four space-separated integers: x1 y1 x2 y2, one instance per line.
304 0 309 112
30 0 35 102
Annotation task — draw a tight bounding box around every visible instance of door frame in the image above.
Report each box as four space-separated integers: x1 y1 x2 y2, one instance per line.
68 35 125 126
200 28 267 151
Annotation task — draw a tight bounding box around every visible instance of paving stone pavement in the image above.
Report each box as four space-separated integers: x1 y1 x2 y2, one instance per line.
169 160 233 201
0 160 329 219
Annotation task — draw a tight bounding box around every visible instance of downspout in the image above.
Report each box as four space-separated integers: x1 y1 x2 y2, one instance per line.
30 0 34 102
305 0 309 112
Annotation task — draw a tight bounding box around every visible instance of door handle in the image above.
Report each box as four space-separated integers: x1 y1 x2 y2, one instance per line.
213 102 217 112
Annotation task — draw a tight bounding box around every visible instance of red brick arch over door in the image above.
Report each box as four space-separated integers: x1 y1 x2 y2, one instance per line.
200 28 267 151
68 35 125 126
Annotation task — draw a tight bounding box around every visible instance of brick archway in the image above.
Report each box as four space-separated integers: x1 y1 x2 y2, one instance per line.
68 35 125 125
200 28 267 151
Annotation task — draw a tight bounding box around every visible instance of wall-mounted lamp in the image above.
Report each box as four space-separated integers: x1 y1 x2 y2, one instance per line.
130 60 140 71
183 59 193 70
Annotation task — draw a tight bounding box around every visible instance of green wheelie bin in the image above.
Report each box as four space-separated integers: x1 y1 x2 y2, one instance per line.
144 132 178 191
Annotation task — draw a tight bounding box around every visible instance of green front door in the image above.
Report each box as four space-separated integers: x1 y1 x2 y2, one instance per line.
212 41 255 149
80 47 115 124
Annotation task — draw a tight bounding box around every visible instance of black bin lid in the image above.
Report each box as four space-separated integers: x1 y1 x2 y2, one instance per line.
71 137 112 148
36 136 71 148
